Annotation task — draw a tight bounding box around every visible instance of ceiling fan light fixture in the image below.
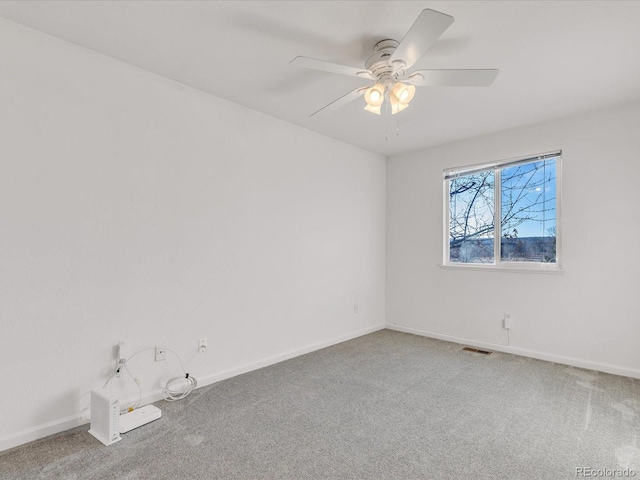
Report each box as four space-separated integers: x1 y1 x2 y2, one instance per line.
389 92 410 115
364 103 382 115
392 82 415 105
364 83 385 107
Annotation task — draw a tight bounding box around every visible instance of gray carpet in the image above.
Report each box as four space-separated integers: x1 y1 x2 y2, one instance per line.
2 329 639 479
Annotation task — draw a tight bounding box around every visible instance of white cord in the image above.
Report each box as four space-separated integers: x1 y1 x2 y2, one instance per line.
125 347 156 364
123 364 142 411
101 346 198 407
162 374 198 401
162 348 198 401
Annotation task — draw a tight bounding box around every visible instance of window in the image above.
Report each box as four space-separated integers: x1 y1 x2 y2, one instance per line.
444 151 561 271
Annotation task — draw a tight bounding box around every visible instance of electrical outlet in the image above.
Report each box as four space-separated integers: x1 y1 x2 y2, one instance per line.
503 314 512 330
155 346 166 362
199 338 207 354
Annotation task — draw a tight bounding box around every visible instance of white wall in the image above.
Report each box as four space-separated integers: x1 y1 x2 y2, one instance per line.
387 101 640 378
0 18 386 450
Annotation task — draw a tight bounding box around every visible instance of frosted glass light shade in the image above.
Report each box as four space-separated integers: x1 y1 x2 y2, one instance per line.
389 92 409 115
364 104 382 115
364 83 385 107
391 82 415 105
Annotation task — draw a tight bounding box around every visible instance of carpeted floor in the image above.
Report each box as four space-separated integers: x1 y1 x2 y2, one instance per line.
1 329 639 479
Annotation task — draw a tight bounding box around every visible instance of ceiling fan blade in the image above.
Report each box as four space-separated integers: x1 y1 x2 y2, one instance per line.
390 9 454 70
290 56 373 80
407 69 499 87
310 87 366 117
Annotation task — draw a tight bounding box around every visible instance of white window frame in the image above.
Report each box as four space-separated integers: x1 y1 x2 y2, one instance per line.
442 150 563 273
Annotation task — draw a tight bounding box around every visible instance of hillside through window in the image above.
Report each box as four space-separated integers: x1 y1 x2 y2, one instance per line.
444 151 561 270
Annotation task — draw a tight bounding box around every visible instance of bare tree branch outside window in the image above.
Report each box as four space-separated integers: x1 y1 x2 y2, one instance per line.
449 159 557 264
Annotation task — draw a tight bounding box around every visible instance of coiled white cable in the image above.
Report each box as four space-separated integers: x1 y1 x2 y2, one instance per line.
161 348 198 401
101 346 198 406
162 373 198 401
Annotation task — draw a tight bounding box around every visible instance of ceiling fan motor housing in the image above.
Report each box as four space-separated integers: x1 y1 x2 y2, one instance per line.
365 39 405 83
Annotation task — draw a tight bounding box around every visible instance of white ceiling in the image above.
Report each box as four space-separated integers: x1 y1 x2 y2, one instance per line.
1 1 640 157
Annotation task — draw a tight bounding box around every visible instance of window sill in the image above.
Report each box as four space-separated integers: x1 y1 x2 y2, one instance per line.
439 263 564 275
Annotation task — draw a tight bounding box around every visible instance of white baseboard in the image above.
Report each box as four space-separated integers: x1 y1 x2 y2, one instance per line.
0 413 87 453
195 324 386 389
386 324 640 379
0 324 385 453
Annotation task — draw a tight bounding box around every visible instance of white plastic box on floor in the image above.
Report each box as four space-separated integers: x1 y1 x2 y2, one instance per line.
119 404 162 433
88 390 121 446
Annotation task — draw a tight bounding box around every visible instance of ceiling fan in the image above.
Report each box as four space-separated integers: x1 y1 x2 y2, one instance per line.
290 9 498 117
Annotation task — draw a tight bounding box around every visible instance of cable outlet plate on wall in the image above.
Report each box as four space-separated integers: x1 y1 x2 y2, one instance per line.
155 346 165 362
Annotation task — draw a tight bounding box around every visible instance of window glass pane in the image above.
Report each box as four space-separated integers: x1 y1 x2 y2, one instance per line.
449 171 495 263
500 159 556 262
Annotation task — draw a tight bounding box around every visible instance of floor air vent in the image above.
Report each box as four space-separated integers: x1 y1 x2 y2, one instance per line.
462 347 492 355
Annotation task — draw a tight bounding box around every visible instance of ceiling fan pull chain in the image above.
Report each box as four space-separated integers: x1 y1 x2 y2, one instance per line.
385 95 390 141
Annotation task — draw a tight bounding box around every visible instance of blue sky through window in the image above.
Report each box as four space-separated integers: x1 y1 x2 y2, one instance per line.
501 159 556 239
